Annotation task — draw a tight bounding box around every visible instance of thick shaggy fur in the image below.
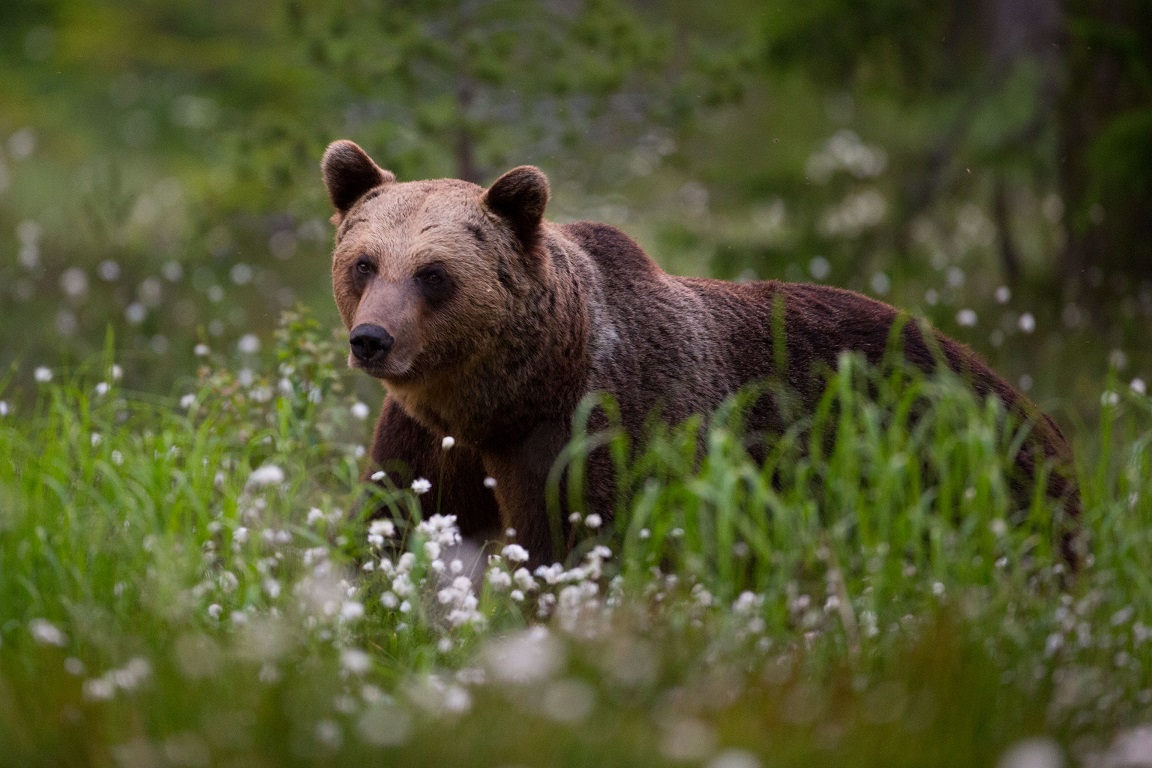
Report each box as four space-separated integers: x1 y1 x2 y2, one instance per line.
323 140 1080 567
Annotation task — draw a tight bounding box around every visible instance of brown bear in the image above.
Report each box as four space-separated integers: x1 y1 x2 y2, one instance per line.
321 140 1080 568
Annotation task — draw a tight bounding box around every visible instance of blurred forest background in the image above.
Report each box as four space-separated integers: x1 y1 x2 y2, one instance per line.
2 0 1150 424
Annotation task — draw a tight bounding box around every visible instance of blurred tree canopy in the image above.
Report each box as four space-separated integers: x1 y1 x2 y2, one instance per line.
0 0 1149 389
758 0 1152 297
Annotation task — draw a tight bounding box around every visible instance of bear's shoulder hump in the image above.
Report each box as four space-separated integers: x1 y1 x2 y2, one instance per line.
558 221 659 277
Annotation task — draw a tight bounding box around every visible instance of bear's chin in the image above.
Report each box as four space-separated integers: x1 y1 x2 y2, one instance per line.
348 355 417 383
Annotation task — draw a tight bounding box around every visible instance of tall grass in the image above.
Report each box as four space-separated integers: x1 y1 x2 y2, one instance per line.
1 310 1150 766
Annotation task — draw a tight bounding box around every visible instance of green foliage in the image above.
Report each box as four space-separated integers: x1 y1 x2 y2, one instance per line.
1088 108 1152 200
282 0 695 182
2 314 1152 764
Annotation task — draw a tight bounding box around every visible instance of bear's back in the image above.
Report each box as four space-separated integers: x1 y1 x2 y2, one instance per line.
558 220 661 285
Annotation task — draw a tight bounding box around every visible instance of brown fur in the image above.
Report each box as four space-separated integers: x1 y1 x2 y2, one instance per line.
322 140 1081 568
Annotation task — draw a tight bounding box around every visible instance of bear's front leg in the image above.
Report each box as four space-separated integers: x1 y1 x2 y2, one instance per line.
369 396 501 544
481 421 578 568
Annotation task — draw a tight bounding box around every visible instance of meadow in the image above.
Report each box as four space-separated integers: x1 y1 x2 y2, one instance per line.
4 2 1152 764
2 307 1152 766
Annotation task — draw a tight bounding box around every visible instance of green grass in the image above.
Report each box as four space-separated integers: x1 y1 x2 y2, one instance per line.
2 311 1151 767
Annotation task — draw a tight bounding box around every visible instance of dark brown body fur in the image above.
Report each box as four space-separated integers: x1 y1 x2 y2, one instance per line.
321 141 1080 567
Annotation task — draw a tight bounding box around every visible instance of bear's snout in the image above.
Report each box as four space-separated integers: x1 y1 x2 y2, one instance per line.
349 324 394 365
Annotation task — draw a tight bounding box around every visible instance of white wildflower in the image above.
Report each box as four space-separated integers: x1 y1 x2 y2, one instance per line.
584 513 602 529
411 477 432 494
83 677 116 701
370 470 386 482
483 476 497 488
437 576 483 628
660 718 717 762
582 545 612 579
314 719 342 748
237 334 260 354
415 515 461 548
338 649 370 672
391 574 414 598
488 568 512 591
1132 378 1147 396
29 618 67 647
996 738 1063 768
34 366 52 383
194 343 210 357
555 582 600 633
307 508 325 526
534 563 565 585
733 591 763 615
541 678 596 724
513 568 538 592
956 308 978 327
368 519 396 548
441 436 456 450
1018 313 1036 334
502 544 530 563
110 657 152 691
247 464 285 487
707 749 763 768
218 571 239 593
483 627 563 684
340 601 365 622
351 401 370 420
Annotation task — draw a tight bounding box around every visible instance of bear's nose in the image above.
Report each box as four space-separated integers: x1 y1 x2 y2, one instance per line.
349 324 394 364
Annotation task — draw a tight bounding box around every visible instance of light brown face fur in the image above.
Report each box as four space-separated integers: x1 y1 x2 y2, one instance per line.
323 141 546 393
331 181 514 384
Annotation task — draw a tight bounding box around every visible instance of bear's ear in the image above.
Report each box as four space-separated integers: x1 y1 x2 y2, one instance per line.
483 166 550 250
321 140 395 220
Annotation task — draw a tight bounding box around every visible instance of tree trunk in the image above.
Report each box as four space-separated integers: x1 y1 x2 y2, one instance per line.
455 78 479 184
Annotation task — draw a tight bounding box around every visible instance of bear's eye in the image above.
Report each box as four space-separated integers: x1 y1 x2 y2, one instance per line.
414 263 454 307
416 267 445 286
355 258 374 275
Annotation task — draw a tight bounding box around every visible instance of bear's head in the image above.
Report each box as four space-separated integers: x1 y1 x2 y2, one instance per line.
321 140 550 387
